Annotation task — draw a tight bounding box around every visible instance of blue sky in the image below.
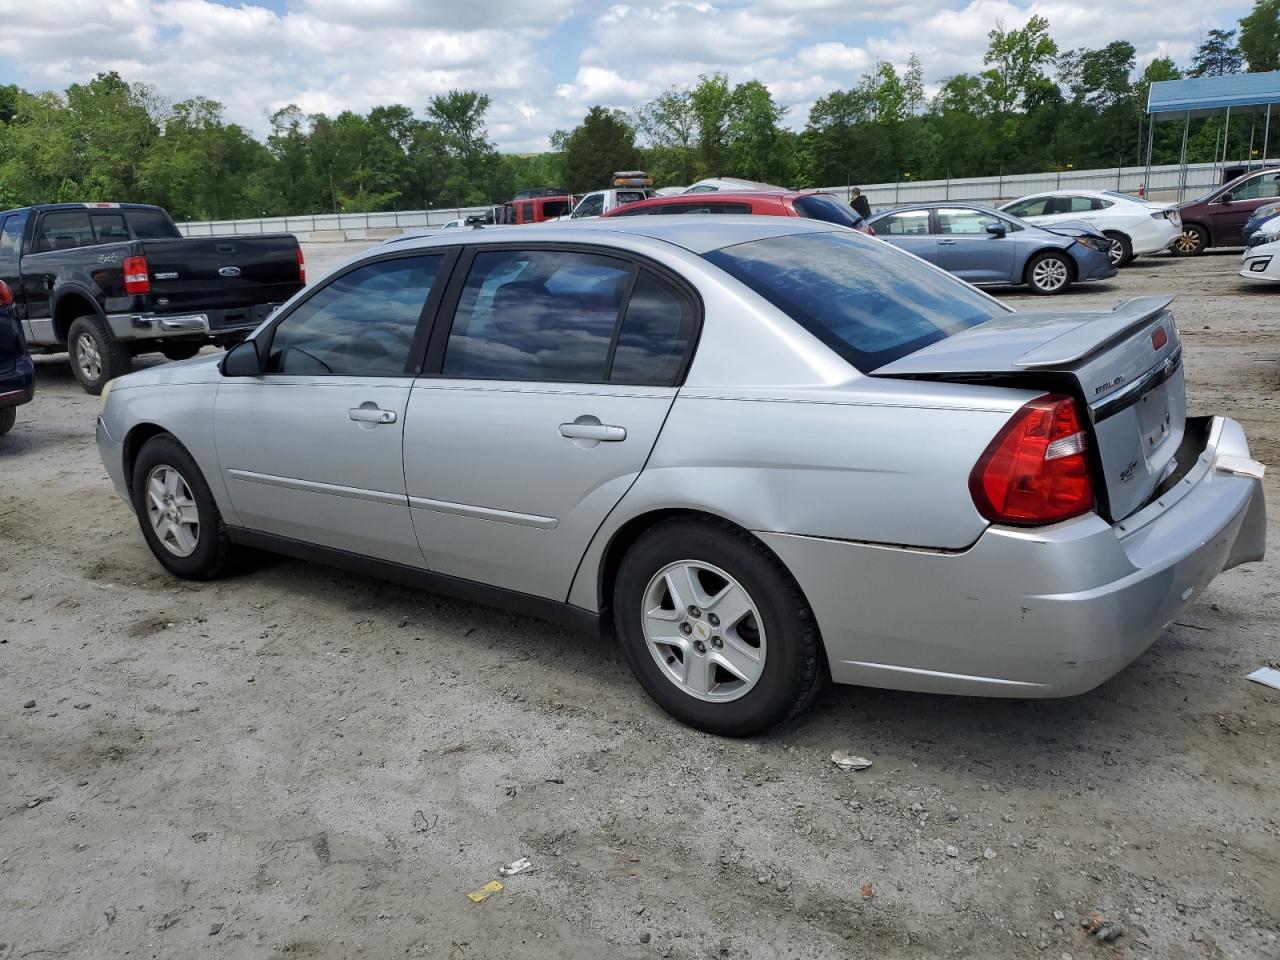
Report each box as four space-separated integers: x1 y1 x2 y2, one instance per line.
0 1 1255 151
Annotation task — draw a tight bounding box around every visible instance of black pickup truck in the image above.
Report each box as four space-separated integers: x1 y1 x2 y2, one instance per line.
0 203 305 393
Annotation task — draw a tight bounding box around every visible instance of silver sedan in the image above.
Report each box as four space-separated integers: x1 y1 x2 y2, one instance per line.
96 218 1267 735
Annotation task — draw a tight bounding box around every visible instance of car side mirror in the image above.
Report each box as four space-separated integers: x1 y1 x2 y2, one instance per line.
221 339 264 377
1218 193 1234 203
986 222 1008 237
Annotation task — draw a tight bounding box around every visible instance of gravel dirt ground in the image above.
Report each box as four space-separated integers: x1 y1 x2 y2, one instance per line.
2 243 1278 960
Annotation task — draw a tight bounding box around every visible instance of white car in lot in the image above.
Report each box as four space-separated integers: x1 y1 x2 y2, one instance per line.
1000 190 1181 267
1239 222 1280 281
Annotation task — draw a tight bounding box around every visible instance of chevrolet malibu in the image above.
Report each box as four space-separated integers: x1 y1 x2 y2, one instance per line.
96 218 1266 736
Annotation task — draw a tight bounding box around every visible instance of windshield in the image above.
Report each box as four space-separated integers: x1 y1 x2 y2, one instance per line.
791 193 865 227
704 231 1005 371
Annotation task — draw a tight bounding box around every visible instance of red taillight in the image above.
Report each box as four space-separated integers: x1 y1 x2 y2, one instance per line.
0 280 12 307
296 246 306 284
1151 327 1168 350
123 255 150 295
969 393 1094 526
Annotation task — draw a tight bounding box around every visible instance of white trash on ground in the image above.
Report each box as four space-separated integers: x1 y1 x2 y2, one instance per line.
830 751 873 771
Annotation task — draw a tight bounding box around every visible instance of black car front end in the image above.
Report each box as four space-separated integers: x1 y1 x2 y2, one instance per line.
0 282 35 431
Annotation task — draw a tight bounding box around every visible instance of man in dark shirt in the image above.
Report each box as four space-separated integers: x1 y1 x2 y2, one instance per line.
849 187 872 220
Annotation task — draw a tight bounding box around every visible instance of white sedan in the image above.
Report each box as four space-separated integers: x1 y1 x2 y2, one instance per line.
1239 230 1280 282
1000 190 1181 267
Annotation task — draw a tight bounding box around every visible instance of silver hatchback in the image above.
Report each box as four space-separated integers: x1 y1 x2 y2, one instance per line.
97 218 1266 735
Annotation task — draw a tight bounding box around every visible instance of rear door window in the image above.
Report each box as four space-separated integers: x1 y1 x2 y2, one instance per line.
441 249 631 381
35 211 95 251
876 210 932 235
705 231 1003 371
124 208 182 239
91 213 130 243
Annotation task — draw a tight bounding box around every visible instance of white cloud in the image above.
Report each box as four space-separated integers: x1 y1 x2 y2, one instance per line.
0 0 1258 150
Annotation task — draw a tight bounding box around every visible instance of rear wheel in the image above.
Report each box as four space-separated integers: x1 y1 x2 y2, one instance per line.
1025 251 1073 295
1173 223 1208 256
0 407 15 436
68 315 131 395
131 434 233 580
613 518 824 736
1103 231 1133 267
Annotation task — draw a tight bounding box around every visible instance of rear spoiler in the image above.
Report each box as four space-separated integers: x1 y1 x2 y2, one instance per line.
1014 296 1175 368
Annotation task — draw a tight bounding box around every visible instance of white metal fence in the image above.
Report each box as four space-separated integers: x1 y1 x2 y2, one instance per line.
175 161 1240 241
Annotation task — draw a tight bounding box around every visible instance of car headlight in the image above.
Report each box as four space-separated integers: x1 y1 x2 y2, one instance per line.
99 377 114 412
1074 235 1108 253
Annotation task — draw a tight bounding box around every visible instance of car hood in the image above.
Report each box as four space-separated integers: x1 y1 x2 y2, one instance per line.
111 352 225 391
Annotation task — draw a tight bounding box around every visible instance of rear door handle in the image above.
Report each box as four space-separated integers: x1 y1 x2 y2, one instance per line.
559 422 626 442
349 406 397 424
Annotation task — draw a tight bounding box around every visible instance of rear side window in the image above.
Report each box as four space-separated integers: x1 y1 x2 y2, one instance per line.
0 215 21 259
124 208 181 239
791 194 864 227
267 255 441 376
91 213 130 243
35 211 94 251
875 210 931 235
705 231 1003 371
610 270 696 385
442 249 631 381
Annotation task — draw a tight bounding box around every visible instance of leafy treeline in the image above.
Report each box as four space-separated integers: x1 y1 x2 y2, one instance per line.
2 4 1279 220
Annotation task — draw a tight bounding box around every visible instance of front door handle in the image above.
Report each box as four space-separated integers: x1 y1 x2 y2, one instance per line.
560 422 626 442
349 406 397 424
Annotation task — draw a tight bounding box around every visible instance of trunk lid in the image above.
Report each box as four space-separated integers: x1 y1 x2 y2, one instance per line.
140 235 303 313
874 295 1184 522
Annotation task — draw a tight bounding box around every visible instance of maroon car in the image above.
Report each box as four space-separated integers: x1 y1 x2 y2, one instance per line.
1174 167 1280 255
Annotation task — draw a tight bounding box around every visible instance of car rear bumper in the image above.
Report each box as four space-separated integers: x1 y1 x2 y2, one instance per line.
0 355 35 408
759 416 1265 698
1132 220 1181 255
105 302 279 342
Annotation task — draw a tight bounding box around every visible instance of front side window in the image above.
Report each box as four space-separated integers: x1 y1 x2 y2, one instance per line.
572 194 605 218
35 211 95 251
0 215 21 259
877 210 931 235
705 231 1004 371
1232 173 1280 201
442 249 631 381
936 208 1001 234
266 255 441 377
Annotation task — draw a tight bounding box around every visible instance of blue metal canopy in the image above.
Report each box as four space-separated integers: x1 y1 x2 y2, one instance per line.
1148 71 1280 115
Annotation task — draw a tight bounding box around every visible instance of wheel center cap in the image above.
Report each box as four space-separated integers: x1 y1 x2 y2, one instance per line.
692 621 710 642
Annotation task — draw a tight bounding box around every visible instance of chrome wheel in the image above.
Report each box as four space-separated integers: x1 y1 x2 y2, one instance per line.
1031 256 1068 292
145 464 200 558
1174 229 1202 254
76 333 102 383
641 560 766 702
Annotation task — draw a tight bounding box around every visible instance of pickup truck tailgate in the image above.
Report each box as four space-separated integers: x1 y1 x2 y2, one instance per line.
142 235 303 314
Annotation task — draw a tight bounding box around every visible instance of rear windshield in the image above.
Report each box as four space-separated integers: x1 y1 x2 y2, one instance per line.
125 208 181 240
792 193 865 227
704 231 1005 371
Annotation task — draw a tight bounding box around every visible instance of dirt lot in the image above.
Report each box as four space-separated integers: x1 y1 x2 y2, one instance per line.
2 245 1278 960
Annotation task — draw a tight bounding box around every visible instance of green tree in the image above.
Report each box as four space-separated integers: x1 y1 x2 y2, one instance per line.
727 80 787 183
690 73 734 176
982 16 1058 114
1190 29 1244 77
559 106 640 193
636 86 698 184
1240 0 1280 72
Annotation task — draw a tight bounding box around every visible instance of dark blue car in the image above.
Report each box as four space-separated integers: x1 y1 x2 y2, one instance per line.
0 279 34 436
1242 200 1280 244
867 202 1117 295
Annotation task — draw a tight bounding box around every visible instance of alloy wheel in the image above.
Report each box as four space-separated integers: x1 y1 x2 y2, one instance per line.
1107 238 1125 266
641 560 767 702
76 333 102 383
145 464 201 558
1174 229 1202 254
1031 257 1068 292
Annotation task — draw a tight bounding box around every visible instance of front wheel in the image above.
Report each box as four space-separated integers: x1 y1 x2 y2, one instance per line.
131 434 234 580
1025 251 1073 295
1173 223 1208 256
613 518 824 736
0 407 15 436
68 315 131 395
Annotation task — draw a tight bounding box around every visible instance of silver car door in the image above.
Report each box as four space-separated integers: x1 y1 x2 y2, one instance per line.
214 253 449 567
403 248 697 600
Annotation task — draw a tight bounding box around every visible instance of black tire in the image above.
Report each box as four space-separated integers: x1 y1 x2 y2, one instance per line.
1173 223 1208 256
1103 231 1133 268
0 406 15 436
1024 250 1074 295
67 314 131 395
131 433 233 580
159 342 202 362
613 518 824 737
